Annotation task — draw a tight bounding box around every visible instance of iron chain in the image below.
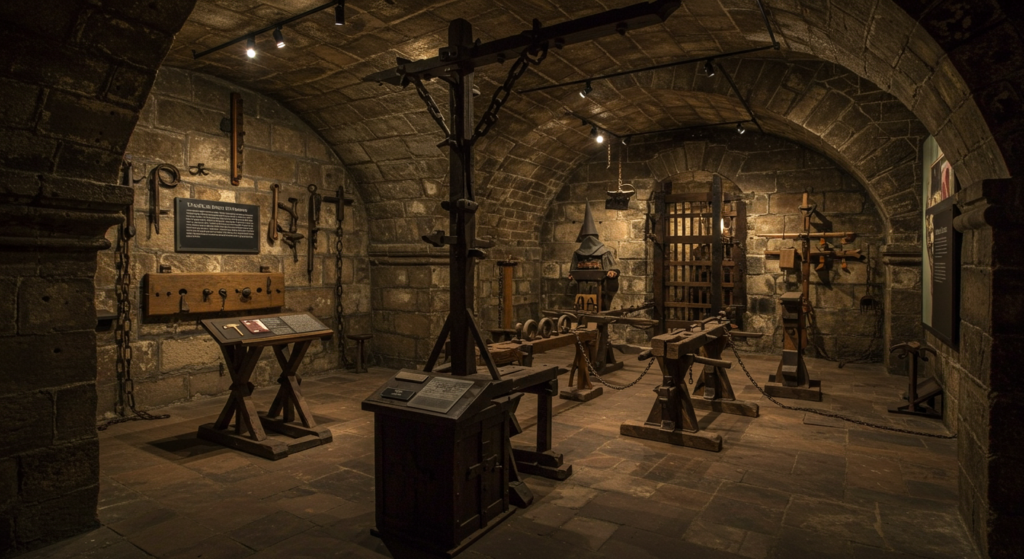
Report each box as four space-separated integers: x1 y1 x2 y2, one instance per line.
571 330 654 391
411 76 451 138
723 331 955 439
473 46 548 141
334 194 350 368
100 195 169 431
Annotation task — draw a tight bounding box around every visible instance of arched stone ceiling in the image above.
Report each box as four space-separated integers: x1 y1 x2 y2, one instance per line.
164 0 1008 248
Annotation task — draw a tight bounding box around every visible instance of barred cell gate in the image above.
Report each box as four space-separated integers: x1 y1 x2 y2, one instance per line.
652 175 746 334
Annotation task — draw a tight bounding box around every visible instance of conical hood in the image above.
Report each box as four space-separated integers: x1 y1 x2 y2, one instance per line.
576 201 599 242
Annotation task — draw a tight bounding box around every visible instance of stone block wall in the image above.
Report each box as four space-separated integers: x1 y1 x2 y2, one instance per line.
93 68 370 417
541 129 893 361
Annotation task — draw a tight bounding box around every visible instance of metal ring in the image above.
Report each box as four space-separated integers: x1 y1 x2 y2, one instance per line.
538 317 554 339
522 319 538 341
557 314 574 333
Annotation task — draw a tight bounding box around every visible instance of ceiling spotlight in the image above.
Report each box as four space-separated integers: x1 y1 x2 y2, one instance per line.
273 27 285 48
335 0 346 25
589 126 605 144
737 122 746 135
579 80 592 98
245 35 256 58
704 59 715 78
621 137 629 146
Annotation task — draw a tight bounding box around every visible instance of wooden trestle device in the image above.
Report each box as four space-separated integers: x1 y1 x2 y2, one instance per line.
621 313 761 452
359 2 681 557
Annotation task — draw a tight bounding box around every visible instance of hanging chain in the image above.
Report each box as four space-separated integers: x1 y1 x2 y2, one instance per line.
497 270 504 329
607 142 612 169
410 76 451 138
100 164 169 430
724 331 955 439
571 330 654 391
334 191 350 369
617 148 622 186
473 45 548 141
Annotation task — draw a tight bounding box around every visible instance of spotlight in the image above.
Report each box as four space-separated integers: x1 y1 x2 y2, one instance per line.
579 80 592 98
704 59 715 78
335 0 345 25
736 122 746 135
245 35 256 58
273 27 285 48
589 126 605 144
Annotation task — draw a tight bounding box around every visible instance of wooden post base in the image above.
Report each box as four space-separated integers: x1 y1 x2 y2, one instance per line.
373 508 516 559
559 386 603 402
619 420 722 452
765 378 822 401
197 423 289 460
512 448 573 480
595 361 624 375
691 398 759 417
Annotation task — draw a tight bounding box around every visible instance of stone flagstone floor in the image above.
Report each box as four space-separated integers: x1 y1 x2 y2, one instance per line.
21 345 974 559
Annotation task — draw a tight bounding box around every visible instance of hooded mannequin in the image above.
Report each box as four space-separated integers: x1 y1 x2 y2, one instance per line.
569 202 619 308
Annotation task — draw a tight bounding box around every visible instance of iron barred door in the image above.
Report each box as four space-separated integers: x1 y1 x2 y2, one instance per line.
653 177 746 333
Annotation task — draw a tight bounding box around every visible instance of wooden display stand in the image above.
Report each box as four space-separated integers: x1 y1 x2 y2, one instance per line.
561 334 603 402
621 315 739 452
198 312 333 460
689 324 760 417
765 293 822 401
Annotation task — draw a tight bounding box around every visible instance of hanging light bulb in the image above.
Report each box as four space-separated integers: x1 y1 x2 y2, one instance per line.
245 35 256 58
589 125 605 143
273 27 285 48
704 59 716 77
335 0 346 25
736 122 746 135
579 80 592 98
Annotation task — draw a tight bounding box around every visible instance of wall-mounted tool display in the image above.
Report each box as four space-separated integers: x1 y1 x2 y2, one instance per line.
229 92 244 186
143 272 285 317
268 183 280 245
149 163 181 235
276 196 304 262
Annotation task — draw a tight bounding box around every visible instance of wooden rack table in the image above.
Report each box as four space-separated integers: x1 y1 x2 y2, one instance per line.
199 312 334 460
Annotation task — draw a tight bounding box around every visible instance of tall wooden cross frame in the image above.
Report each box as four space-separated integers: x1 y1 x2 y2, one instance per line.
756 191 863 401
363 1 680 379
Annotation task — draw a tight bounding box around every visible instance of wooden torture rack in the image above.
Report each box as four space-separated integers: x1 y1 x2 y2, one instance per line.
621 314 757 452
360 2 680 557
198 312 334 460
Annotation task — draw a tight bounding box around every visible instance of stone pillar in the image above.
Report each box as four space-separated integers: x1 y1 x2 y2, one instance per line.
0 176 130 554
880 246 924 375
949 178 1024 559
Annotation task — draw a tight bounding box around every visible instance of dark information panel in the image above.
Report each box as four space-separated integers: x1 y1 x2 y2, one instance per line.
175 198 260 254
924 197 960 347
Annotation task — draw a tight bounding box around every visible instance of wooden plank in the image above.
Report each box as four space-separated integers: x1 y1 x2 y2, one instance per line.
145 272 285 317
710 175 723 315
690 398 759 417
765 379 822 401
619 420 722 452
653 182 667 334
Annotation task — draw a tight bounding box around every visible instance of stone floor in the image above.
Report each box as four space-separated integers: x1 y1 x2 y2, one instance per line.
23 345 974 559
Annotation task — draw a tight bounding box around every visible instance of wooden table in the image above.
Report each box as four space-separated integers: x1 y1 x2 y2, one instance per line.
199 312 334 460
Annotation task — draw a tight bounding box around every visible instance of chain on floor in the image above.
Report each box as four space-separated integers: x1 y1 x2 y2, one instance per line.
725 332 956 440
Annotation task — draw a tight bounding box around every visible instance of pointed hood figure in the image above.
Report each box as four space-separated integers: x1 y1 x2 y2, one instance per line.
569 202 619 309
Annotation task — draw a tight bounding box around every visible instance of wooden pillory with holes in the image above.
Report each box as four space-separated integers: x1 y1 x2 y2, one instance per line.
359 2 681 557
757 191 862 401
652 176 746 334
198 312 333 460
621 314 757 452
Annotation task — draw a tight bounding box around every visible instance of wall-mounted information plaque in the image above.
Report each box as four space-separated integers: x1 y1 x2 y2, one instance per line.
175 197 260 254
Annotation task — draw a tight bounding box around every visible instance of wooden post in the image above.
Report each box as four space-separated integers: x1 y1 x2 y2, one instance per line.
498 260 517 330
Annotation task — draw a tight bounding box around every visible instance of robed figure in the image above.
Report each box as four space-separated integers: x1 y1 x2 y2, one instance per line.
568 202 619 310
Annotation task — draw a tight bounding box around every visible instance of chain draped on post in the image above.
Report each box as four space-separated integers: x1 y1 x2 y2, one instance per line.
473 45 548 142
570 330 654 391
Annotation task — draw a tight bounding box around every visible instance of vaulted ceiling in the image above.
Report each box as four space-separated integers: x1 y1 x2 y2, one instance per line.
163 0 1006 246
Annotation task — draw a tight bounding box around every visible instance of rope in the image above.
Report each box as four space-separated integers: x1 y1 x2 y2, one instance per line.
725 332 955 439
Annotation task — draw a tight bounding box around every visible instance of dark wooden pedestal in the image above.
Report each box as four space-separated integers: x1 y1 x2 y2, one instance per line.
767 293 822 402
559 334 603 403
198 313 334 460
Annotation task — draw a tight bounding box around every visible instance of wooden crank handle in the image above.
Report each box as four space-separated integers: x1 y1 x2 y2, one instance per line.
638 349 653 361
728 330 764 338
690 354 731 369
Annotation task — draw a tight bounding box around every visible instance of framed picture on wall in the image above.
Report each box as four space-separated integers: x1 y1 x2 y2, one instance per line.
922 142 960 348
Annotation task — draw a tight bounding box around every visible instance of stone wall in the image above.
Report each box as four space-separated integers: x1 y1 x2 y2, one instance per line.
541 129 894 361
93 67 370 417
